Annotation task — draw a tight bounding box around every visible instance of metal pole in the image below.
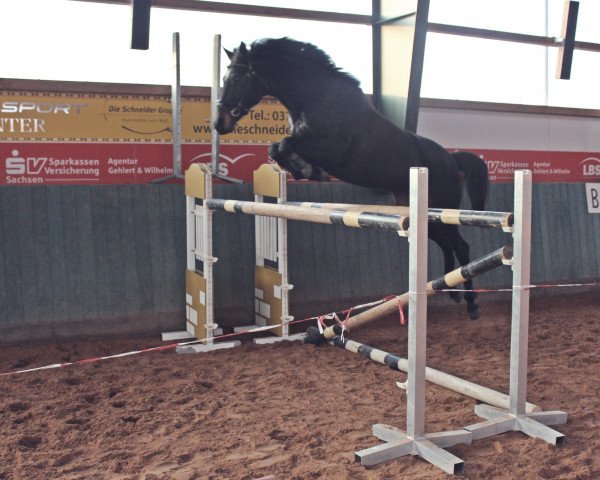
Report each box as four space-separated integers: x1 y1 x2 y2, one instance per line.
406 167 428 439
206 199 409 232
509 170 532 415
172 32 182 177
304 246 512 344
332 337 540 414
150 32 184 184
285 201 514 230
211 34 221 176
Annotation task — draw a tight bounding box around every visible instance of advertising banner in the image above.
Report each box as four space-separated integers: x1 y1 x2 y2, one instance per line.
461 149 600 183
0 143 268 185
0 92 289 143
2 92 599 186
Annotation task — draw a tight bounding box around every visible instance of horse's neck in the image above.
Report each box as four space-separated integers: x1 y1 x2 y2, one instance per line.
257 59 322 113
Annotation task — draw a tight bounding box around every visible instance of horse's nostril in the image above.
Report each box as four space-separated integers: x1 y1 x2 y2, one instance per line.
214 113 234 134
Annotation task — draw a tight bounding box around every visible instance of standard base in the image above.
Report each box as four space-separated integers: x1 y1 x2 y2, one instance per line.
176 341 241 354
161 329 223 341
355 424 471 475
213 173 245 184
233 324 263 333
254 332 306 345
150 173 185 184
465 404 567 446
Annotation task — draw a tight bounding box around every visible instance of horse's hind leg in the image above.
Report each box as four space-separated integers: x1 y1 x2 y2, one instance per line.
445 225 480 320
394 193 462 304
428 224 463 304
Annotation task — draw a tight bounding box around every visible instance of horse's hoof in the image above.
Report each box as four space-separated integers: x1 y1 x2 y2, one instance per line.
468 305 480 320
313 168 330 182
303 326 327 345
268 141 283 160
449 291 463 303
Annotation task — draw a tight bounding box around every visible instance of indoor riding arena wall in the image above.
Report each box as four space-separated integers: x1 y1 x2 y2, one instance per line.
0 86 599 342
0 181 598 343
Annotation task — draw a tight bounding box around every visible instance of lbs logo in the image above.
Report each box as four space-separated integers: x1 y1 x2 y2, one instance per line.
188 152 256 177
581 157 600 177
5 150 47 175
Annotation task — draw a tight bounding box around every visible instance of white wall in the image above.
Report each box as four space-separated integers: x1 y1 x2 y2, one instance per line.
418 107 600 152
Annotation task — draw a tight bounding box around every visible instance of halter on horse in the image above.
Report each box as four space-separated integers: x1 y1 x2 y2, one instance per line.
215 38 489 319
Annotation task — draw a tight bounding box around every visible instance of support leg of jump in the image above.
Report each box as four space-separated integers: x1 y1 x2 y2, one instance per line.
175 340 242 354
464 171 567 446
355 168 470 475
355 423 470 474
161 329 223 341
465 404 566 445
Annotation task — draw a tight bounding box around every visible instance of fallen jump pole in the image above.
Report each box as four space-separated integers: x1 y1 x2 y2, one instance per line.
304 245 512 345
285 202 514 230
331 336 540 414
207 199 410 232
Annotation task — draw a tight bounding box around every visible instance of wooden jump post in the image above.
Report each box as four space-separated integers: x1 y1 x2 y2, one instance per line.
176 162 303 352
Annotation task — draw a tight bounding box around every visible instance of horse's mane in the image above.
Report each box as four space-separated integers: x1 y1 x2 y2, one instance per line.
249 37 360 87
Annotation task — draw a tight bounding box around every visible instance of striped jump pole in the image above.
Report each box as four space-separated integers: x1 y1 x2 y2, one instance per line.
285 202 513 230
303 245 512 345
331 336 540 414
206 199 410 233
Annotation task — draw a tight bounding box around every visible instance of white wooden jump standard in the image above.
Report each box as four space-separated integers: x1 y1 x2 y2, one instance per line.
464 170 567 445
354 167 470 474
176 164 240 353
236 163 302 344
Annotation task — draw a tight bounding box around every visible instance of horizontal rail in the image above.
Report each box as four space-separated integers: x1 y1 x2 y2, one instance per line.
428 22 600 53
332 336 540 414
304 246 512 344
72 0 372 24
207 199 410 232
286 202 513 229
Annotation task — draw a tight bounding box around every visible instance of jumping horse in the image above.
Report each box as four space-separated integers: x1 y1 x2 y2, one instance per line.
215 38 489 319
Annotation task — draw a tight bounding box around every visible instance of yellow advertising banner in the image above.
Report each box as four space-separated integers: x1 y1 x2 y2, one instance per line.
0 92 290 143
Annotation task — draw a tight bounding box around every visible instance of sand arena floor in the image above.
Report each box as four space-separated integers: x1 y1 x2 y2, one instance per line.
0 291 598 479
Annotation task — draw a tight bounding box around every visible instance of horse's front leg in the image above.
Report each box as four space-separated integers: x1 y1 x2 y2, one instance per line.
269 138 330 181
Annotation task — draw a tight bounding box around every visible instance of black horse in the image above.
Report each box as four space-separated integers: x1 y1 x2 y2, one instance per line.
215 38 489 319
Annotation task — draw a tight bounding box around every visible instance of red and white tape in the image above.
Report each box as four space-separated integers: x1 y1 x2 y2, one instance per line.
1 281 596 377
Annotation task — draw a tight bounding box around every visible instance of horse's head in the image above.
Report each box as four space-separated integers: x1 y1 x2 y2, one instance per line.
215 42 268 134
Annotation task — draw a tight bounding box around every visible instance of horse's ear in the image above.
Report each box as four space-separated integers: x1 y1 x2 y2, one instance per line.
239 42 249 58
224 47 235 60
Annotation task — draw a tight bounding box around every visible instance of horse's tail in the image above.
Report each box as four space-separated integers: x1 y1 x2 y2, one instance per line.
451 151 489 211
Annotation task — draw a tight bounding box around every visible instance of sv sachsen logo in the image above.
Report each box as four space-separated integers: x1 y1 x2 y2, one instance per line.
5 150 47 175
